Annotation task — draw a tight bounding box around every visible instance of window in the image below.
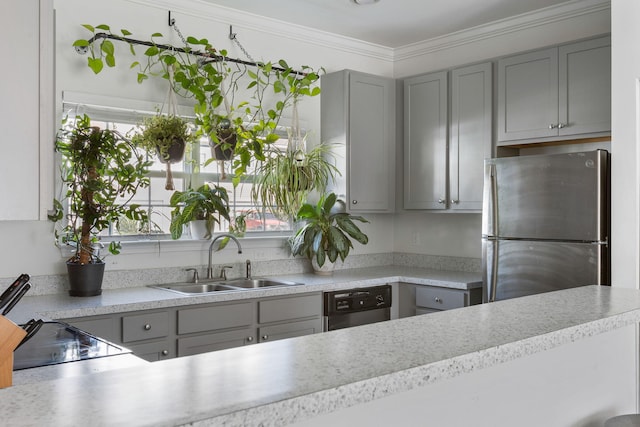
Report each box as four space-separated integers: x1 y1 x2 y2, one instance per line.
61 93 293 241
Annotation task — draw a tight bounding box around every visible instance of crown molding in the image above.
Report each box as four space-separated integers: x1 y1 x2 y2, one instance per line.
394 0 611 61
125 0 395 63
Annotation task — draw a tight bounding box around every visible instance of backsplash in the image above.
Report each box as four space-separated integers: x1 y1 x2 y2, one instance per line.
9 253 481 296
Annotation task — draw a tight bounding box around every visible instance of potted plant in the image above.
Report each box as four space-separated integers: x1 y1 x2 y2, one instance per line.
49 114 152 296
169 184 231 240
252 140 339 220
132 113 195 190
288 192 369 275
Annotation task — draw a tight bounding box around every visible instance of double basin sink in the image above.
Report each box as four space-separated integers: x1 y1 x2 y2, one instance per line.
151 278 303 295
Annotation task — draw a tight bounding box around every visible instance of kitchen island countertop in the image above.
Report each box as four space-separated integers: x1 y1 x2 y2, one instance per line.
2 285 640 426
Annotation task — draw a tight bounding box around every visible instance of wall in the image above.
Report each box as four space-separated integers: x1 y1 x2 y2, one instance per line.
0 0 397 282
0 0 617 283
391 1 611 260
610 0 640 291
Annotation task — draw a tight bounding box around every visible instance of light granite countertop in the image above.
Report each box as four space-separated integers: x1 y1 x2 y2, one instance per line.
2 285 640 426
5 266 482 324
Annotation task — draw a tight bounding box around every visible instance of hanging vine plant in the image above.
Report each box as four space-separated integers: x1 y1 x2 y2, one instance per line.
73 24 323 187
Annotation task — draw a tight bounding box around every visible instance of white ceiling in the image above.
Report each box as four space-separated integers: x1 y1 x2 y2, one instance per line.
199 0 578 48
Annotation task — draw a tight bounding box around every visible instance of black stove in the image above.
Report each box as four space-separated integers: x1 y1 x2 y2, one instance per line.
13 321 131 371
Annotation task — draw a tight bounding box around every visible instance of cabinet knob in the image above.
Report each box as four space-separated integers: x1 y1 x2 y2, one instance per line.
352 200 358 205
246 336 253 343
549 123 558 129
451 199 459 205
434 297 443 303
262 335 269 341
161 350 169 356
144 324 151 331
438 198 446 204
557 122 566 129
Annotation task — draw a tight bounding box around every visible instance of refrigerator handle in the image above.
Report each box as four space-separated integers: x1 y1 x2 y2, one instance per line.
482 239 499 303
482 162 498 237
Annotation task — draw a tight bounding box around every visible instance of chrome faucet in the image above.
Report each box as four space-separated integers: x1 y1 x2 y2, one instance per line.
207 233 243 280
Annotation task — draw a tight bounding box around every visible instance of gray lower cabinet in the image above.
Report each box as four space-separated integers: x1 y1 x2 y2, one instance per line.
62 292 323 362
415 286 482 315
497 35 610 144
178 327 255 356
321 69 396 213
258 319 322 343
404 62 492 211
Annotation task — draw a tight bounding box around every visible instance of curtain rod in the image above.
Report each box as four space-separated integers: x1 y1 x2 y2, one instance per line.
76 32 305 75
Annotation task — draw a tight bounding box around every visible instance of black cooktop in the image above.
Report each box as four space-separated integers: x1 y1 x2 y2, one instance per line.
13 321 130 371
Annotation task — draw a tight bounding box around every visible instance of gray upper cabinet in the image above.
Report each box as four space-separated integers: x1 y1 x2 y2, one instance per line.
498 35 610 144
404 63 492 211
321 70 396 213
404 71 448 210
449 62 493 211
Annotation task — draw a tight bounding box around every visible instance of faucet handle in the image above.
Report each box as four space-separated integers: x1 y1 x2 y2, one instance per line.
185 268 199 283
219 265 233 280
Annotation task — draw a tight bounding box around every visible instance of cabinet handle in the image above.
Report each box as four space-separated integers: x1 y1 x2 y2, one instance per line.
451 199 459 205
144 324 151 331
262 335 269 341
558 122 566 129
246 336 253 343
434 297 443 304
438 199 446 204
549 123 558 129
352 200 358 205
161 350 169 356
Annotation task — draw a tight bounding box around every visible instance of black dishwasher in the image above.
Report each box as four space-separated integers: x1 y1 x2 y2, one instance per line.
323 284 392 331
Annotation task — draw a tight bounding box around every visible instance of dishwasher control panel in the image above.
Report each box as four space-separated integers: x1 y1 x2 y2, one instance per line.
324 285 392 315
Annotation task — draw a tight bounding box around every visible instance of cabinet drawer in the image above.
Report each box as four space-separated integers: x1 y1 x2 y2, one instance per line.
177 327 254 357
416 287 466 310
258 293 322 324
127 340 175 362
178 302 253 335
122 312 169 343
258 318 322 343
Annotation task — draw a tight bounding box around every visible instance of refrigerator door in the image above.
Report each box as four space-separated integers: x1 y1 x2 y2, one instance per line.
482 150 608 241
482 238 607 302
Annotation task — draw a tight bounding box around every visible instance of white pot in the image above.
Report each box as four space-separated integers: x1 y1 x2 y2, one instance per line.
311 257 335 276
189 220 210 240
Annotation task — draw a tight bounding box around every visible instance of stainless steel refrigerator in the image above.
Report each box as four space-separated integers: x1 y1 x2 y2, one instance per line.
482 150 610 303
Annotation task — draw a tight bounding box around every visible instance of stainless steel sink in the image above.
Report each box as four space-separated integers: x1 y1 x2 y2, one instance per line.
221 278 303 289
150 282 240 295
150 278 303 295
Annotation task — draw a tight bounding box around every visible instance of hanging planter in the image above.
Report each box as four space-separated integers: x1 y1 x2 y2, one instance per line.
132 66 194 190
210 118 237 161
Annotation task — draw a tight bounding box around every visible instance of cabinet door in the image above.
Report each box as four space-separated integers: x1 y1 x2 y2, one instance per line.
559 36 611 136
0 1 41 219
177 327 255 357
348 72 396 212
450 62 492 211
404 71 448 209
63 315 119 343
127 340 175 362
258 318 322 343
177 301 254 335
497 48 558 141
122 311 169 343
258 293 322 324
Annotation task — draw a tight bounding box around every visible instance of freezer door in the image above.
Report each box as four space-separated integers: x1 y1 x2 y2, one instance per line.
483 150 608 241
482 239 608 302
